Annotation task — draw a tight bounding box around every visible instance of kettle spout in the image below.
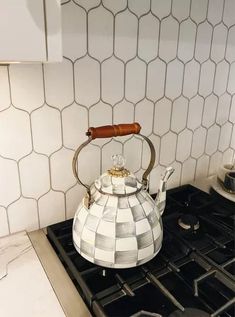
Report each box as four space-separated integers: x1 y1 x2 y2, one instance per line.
155 167 174 216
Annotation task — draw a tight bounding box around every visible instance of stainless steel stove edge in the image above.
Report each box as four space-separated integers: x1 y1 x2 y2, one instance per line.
28 230 91 317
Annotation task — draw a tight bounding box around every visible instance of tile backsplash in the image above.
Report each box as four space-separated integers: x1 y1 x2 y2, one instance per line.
0 0 235 237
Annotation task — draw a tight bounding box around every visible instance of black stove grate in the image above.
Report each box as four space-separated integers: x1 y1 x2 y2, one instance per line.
47 185 235 317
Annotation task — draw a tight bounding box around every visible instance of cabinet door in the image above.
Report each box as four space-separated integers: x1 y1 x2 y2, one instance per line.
0 0 46 62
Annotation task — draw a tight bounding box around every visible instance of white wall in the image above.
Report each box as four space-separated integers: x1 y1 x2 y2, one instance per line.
0 0 234 237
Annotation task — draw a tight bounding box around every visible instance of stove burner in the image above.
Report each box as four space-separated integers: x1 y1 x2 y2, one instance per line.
168 308 210 317
178 214 200 230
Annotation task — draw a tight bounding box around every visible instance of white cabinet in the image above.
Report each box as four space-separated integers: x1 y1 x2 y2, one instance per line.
0 0 62 63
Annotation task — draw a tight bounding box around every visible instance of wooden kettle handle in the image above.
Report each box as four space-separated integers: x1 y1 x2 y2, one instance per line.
87 123 141 140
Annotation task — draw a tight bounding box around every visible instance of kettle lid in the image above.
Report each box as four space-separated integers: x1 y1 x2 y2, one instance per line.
94 154 142 195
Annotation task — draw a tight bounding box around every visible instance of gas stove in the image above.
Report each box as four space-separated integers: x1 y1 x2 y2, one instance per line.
47 185 235 317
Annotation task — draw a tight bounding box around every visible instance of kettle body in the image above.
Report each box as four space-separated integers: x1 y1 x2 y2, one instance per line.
73 183 163 268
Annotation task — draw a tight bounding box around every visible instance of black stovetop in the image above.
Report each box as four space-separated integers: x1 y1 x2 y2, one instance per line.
47 185 235 317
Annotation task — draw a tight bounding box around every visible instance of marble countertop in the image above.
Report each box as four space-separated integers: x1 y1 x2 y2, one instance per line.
0 231 66 317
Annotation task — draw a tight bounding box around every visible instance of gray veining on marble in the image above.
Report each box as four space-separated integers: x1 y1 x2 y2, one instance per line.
0 231 66 317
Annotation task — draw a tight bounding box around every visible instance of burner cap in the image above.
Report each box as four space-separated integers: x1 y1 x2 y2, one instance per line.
178 214 200 230
169 308 210 317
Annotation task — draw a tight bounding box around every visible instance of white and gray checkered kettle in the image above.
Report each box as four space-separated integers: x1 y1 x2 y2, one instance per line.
72 123 174 268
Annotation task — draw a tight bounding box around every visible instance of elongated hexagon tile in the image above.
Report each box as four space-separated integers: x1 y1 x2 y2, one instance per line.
115 10 138 62
226 26 235 63
223 0 235 27
181 158 196 185
202 94 218 128
74 55 100 107
0 107 32 160
191 127 207 159
62 103 88 150
44 58 73 109
135 99 154 136
216 93 231 126
138 13 159 62
9 64 44 112
187 96 204 130
227 63 235 94
195 22 213 63
172 0 190 21
142 134 160 169
0 66 10 111
38 190 65 228
205 125 220 155
102 0 127 14
183 60 200 98
167 161 182 189
190 0 208 23
89 101 112 128
219 122 233 152
178 20 196 63
214 61 229 96
19 152 50 199
159 16 179 62
51 147 76 191
176 129 193 162
113 100 134 124
199 60 215 97
211 24 227 63
101 140 123 172
88 6 113 61
207 0 223 25
125 58 146 103
171 96 188 133
73 0 100 11
77 143 100 184
128 0 150 16
62 2 86 61
8 198 38 233
31 105 62 155
101 56 124 104
195 155 209 179
229 96 235 123
165 59 184 100
208 152 222 176
222 148 234 164
154 98 172 136
65 184 86 219
160 132 177 165
0 157 20 206
0 207 9 237
151 0 171 20
147 59 166 101
124 137 142 172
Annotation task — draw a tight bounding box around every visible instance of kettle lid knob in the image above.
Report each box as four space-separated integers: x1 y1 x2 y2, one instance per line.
112 154 126 170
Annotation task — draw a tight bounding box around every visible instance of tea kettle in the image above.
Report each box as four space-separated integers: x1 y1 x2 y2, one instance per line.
72 123 174 268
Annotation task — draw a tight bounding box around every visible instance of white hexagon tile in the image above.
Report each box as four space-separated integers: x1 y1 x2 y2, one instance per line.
0 0 235 237
19 152 50 199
